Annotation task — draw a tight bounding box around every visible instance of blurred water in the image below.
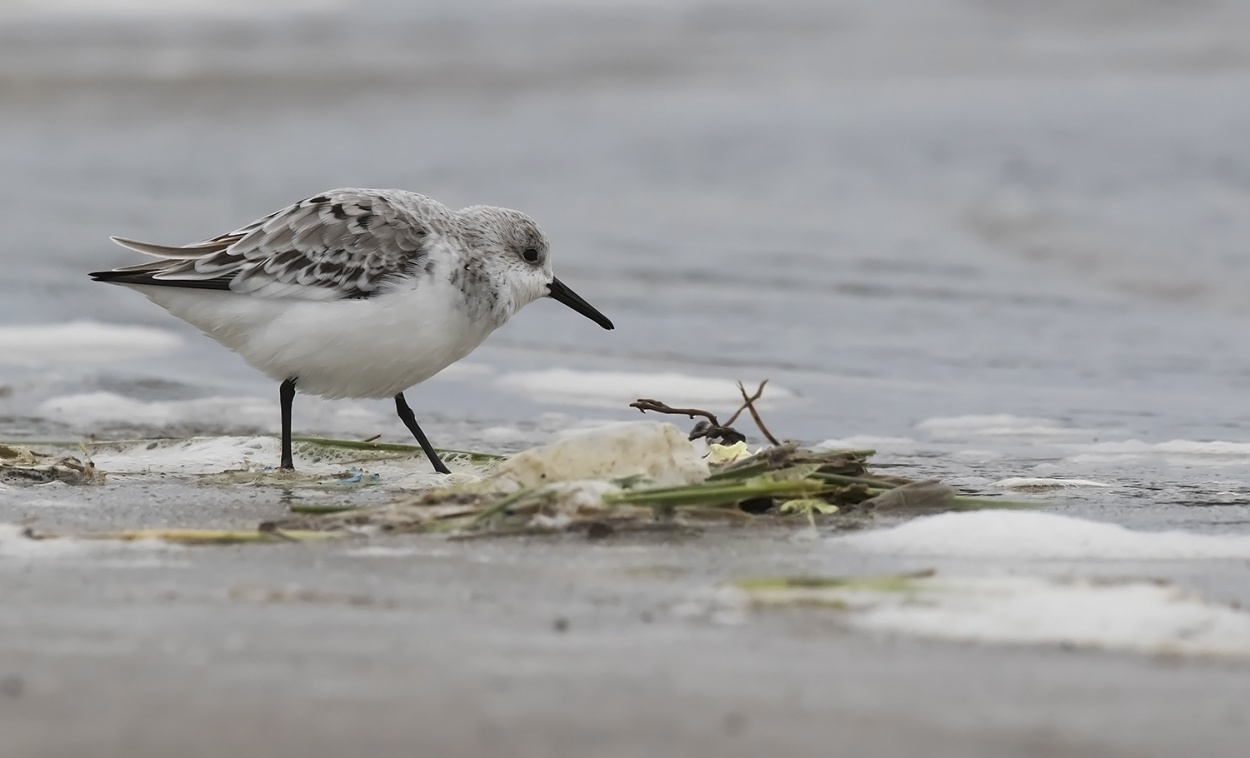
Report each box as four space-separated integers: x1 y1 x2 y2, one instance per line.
4 0 1250 528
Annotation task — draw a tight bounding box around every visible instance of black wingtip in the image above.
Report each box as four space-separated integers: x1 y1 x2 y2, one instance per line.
89 269 145 284
87 269 235 291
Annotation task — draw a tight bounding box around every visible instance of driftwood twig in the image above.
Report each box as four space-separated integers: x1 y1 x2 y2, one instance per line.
629 399 720 426
629 399 747 445
735 380 781 446
630 377 779 447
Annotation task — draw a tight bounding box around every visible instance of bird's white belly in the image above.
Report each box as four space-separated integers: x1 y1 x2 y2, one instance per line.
133 285 497 399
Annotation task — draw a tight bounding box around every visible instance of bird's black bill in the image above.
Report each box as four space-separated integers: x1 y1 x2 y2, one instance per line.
547 277 614 330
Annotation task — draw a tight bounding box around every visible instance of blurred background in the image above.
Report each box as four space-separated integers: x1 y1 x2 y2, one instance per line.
9 7 1250 754
3 0 1250 495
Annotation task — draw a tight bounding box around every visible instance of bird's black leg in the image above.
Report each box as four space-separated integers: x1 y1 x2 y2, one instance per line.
394 393 451 474
280 378 296 470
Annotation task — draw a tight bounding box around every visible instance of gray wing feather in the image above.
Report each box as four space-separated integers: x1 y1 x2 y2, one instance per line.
106 189 447 300
110 236 232 258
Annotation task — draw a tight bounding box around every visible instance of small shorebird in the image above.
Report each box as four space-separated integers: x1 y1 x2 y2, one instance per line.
91 188 614 473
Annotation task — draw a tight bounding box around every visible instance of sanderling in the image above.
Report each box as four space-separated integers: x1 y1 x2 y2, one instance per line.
90 188 614 473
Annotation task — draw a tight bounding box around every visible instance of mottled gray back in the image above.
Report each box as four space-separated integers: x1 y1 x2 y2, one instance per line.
107 189 455 300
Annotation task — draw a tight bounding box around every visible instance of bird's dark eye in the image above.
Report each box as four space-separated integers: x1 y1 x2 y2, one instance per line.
521 248 540 264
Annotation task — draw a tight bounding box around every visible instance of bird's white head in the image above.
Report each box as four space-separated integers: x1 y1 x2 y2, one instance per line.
455 206 614 330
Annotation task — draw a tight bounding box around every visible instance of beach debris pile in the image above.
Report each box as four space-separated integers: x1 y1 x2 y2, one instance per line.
722 568 1250 658
277 381 1013 539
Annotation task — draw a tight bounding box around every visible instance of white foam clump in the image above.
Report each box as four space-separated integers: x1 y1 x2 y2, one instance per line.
835 511 1250 560
992 477 1111 490
87 437 459 488
0 321 183 367
492 421 708 490
495 369 794 409
916 414 1078 438
37 392 384 433
88 436 285 476
1070 439 1250 462
1153 440 1250 455
813 436 916 451
38 392 276 431
838 575 1250 658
